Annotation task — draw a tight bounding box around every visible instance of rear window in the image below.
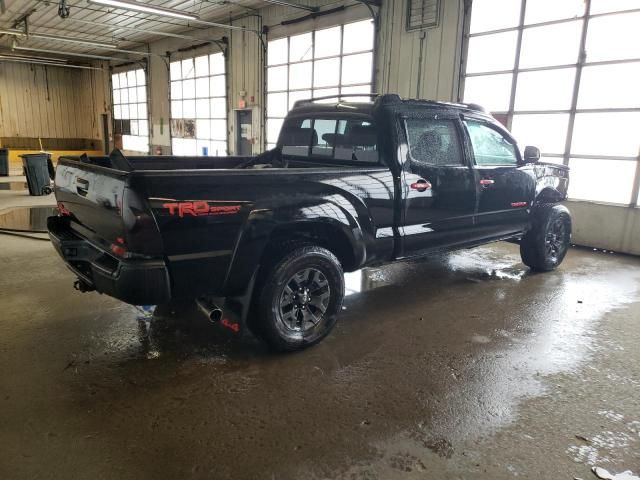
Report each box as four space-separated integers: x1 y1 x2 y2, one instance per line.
279 117 379 164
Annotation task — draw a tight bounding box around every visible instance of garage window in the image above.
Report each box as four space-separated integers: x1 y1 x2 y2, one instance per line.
169 52 227 156
266 19 375 150
463 1 640 205
111 69 149 153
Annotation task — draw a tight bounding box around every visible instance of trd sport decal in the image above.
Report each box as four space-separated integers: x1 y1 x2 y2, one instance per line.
511 201 529 208
163 201 241 218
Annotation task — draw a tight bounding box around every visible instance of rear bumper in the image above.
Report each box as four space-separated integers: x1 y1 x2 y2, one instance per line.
47 216 171 305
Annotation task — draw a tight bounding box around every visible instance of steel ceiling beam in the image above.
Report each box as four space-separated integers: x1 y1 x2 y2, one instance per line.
260 0 318 12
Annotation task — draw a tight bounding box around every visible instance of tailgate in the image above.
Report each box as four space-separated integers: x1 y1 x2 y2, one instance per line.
54 159 128 248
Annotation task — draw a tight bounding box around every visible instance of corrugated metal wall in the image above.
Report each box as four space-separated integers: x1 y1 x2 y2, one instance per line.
377 0 463 101
0 62 109 145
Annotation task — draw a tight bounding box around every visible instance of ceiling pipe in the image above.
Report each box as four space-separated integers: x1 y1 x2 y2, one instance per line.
0 55 103 70
12 45 127 61
0 27 117 48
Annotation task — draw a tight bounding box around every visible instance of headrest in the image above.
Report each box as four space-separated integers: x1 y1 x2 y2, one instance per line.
280 127 316 146
346 125 377 147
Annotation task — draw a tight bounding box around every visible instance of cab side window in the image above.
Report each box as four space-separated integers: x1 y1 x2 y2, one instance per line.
464 120 518 166
405 118 464 167
279 117 379 165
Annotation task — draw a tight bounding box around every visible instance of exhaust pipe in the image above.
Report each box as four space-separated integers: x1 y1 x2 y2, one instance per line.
74 279 95 293
196 297 223 323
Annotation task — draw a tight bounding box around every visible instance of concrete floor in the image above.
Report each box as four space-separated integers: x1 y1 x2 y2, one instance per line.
0 182 639 479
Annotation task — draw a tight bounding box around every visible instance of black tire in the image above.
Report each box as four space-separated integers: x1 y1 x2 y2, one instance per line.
255 245 344 352
520 204 572 272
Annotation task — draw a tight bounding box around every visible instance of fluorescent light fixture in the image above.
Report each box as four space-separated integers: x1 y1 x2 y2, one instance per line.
0 28 117 48
87 0 199 20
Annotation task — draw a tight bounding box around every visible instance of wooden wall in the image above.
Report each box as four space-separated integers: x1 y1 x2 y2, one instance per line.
0 62 109 147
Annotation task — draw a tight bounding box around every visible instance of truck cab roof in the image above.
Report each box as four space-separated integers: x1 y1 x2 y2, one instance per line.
290 93 491 119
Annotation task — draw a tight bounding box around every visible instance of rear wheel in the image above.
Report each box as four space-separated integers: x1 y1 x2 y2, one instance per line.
520 204 572 272
255 245 344 352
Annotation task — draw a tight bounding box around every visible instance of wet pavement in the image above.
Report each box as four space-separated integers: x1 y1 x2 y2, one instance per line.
0 206 57 233
0 234 639 479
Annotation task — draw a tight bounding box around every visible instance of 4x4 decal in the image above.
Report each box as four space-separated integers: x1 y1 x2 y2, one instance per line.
163 201 241 218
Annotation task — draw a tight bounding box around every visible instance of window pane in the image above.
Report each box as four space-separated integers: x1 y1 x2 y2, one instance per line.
289 61 312 90
183 79 195 99
210 98 226 118
210 75 226 97
183 99 196 119
171 100 183 119
197 119 211 139
211 141 227 156
406 119 463 166
196 139 210 156
289 32 313 62
511 114 570 154
113 89 121 105
288 90 311 109
315 26 341 58
211 120 227 141
578 63 640 109
586 12 640 62
568 158 636 204
139 120 149 137
113 105 121 119
209 53 225 75
341 84 372 102
137 86 146 103
136 69 145 86
194 55 208 77
112 74 119 89
171 81 182 100
341 52 373 85
268 118 284 144
119 72 127 88
127 70 137 87
314 58 340 87
514 68 575 111
170 61 181 81
572 112 640 157
465 121 518 166
466 31 517 73
470 0 521 33
520 21 582 68
343 20 374 54
268 92 288 118
312 119 337 156
196 99 210 119
268 66 288 92
463 73 513 112
524 0 584 24
268 37 288 65
138 103 147 120
591 0 639 14
120 88 129 104
129 87 137 103
130 120 139 135
313 88 340 103
182 59 195 79
120 104 129 120
195 77 209 98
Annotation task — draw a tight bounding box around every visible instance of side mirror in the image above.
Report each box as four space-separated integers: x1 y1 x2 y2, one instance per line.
523 146 541 164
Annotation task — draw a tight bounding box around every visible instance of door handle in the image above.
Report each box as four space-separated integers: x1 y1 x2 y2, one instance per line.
410 179 432 192
479 179 495 186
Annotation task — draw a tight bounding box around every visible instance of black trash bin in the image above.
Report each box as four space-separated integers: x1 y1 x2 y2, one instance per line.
20 153 52 196
0 148 8 176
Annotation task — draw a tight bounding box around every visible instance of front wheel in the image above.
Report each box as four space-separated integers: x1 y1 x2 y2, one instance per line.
255 245 345 352
520 204 572 272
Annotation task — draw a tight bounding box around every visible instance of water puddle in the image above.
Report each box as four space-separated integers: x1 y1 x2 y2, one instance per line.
0 206 57 232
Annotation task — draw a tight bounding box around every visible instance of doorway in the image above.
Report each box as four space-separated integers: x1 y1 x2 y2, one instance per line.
235 110 253 156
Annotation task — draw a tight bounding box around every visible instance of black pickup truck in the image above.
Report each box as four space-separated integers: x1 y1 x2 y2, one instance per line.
48 94 571 352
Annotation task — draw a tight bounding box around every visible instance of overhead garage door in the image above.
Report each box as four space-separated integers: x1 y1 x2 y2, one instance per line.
462 0 640 206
